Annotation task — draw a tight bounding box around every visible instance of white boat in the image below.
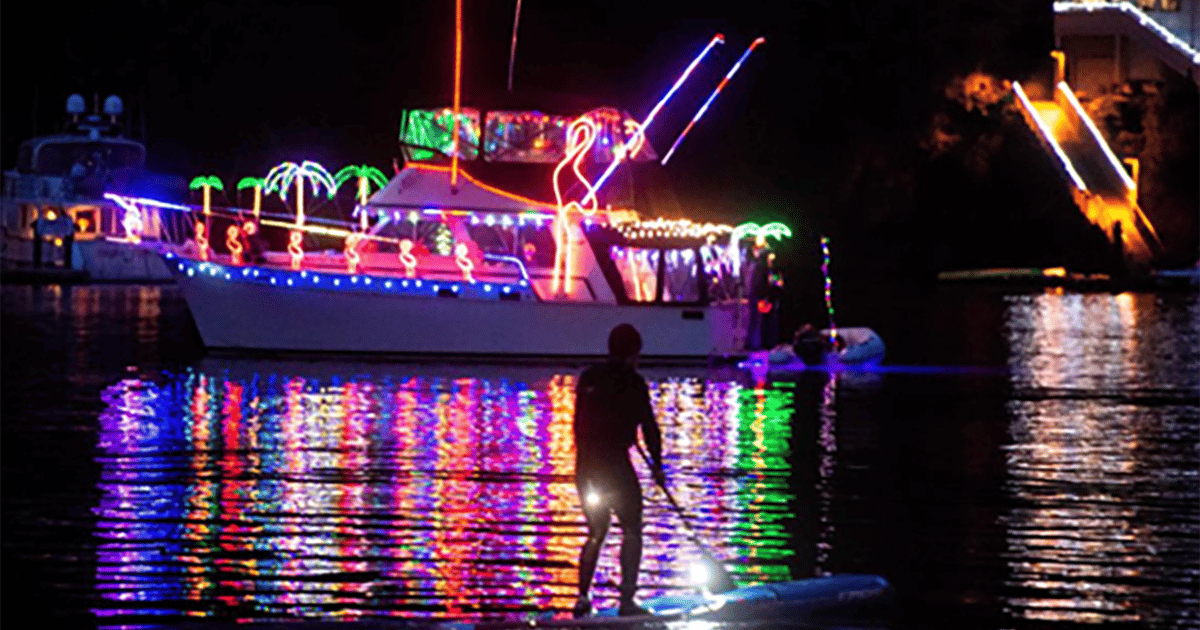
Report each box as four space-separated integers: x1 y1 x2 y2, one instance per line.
141 96 791 360
1 94 188 281
766 327 886 366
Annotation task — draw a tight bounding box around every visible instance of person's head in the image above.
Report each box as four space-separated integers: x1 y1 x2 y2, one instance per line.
608 323 642 365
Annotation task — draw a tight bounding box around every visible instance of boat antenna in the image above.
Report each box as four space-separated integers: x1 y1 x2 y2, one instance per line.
507 0 522 92
450 0 463 191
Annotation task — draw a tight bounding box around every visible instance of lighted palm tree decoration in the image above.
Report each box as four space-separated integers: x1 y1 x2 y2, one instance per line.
236 176 267 222
264 160 338 228
189 175 224 261
190 175 224 216
727 221 792 275
333 165 389 231
264 161 337 270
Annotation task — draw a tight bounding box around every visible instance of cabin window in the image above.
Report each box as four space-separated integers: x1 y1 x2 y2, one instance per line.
34 142 144 176
610 246 659 302
662 249 701 303
463 220 556 268
483 111 571 163
482 108 660 164
375 215 455 256
399 109 480 162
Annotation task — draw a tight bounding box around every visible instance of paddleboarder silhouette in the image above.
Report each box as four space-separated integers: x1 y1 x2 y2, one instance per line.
572 323 665 618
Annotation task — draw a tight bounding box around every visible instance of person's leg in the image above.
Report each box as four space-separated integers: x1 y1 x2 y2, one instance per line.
576 475 610 610
610 463 644 611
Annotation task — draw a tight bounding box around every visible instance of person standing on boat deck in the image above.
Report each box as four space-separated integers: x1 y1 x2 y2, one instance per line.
573 323 665 618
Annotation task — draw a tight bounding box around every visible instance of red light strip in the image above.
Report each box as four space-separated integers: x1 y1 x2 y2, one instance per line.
580 33 724 208
662 37 764 165
451 0 463 188
407 163 559 210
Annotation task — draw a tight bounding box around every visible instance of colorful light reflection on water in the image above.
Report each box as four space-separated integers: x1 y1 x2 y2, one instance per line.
1001 292 1200 627
91 362 795 624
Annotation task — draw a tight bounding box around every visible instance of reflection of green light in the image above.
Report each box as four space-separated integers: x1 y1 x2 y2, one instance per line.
731 383 796 585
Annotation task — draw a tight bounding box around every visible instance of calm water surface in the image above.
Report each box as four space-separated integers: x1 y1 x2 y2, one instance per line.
2 284 1196 629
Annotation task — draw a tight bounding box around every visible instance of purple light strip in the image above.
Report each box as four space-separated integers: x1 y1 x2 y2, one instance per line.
579 34 725 208
662 37 765 165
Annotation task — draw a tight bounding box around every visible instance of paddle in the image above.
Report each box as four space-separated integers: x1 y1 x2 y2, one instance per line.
635 442 738 594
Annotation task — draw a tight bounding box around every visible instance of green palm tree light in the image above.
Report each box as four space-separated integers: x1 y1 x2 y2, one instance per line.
728 221 793 274
237 177 267 221
189 175 225 216
334 165 389 231
264 161 337 228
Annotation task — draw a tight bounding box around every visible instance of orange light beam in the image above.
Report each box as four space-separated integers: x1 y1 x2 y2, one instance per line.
451 0 463 188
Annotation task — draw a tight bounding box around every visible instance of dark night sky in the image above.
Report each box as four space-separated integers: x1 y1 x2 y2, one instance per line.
2 0 1055 258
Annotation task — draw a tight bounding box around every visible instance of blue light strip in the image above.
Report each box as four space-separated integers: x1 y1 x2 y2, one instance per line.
482 253 534 288
580 34 725 208
165 253 531 301
103 193 193 213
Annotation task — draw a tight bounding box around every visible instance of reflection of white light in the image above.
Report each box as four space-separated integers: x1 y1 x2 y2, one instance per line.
689 560 710 586
586 491 601 507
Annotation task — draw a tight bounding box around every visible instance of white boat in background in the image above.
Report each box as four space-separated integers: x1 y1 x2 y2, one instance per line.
1 94 188 281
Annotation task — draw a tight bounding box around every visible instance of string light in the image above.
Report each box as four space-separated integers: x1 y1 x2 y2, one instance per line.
1053 2 1200 64
581 34 725 208
165 254 530 300
612 218 735 241
662 37 766 165
820 236 838 349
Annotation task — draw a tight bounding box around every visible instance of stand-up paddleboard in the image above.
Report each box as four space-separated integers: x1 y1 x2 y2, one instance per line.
470 574 893 629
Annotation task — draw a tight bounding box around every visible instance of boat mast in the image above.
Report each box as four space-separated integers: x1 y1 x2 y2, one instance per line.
450 0 463 189
508 0 522 92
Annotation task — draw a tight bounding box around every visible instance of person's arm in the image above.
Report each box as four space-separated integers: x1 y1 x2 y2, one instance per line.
637 379 665 484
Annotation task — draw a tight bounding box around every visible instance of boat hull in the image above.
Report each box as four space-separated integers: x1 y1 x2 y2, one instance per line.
173 259 747 359
75 239 174 281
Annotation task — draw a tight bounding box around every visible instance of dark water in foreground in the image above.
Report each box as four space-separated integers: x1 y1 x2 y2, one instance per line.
2 284 1197 629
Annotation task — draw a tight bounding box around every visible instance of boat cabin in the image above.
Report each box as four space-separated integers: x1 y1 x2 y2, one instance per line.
358 101 751 307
